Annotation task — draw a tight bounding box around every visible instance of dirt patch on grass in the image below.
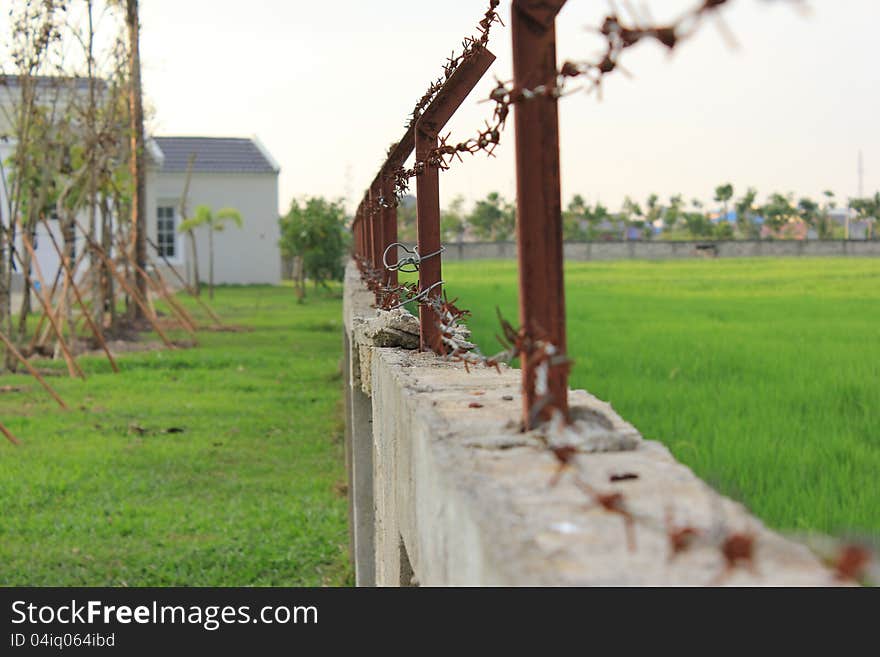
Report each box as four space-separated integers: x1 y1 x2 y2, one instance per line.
306 321 340 333
333 480 348 498
78 338 197 358
200 325 253 333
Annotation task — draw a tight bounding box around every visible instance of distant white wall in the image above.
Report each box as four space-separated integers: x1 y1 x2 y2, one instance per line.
146 169 281 285
1 138 95 290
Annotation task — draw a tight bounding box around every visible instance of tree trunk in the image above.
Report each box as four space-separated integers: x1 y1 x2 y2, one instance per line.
188 231 200 296
63 218 77 349
0 208 10 371
113 190 132 317
100 194 115 330
293 256 305 302
126 0 147 320
178 153 199 296
87 0 102 337
5 218 15 351
16 229 32 339
208 228 214 300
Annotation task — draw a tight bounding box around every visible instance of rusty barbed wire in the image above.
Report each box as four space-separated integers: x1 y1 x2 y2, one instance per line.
427 294 573 432
369 260 571 416
386 280 446 311
377 282 418 311
354 246 427 310
351 0 878 586
540 441 877 585
391 0 762 200
382 242 446 274
408 0 503 129
362 259 875 587
384 0 805 199
353 254 389 298
832 544 873 583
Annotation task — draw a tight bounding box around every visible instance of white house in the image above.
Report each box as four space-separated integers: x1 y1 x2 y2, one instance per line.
1 75 282 290
0 76 97 294
146 136 282 285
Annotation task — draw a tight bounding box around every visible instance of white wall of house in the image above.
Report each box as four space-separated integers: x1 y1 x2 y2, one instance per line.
145 169 281 285
0 138 94 294
2 143 281 289
3 79 281 290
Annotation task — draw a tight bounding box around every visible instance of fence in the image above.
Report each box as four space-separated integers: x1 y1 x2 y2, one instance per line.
352 0 571 429
343 260 844 585
361 238 880 263
347 0 804 430
343 1 873 585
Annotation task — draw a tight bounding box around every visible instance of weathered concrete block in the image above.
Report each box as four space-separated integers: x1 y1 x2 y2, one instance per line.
354 309 421 349
343 260 839 586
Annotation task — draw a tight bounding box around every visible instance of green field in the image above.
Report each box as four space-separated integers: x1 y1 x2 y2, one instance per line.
440 258 880 536
0 285 351 586
2 258 877 584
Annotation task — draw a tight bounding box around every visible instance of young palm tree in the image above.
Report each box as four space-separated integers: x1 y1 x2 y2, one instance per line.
178 205 243 300
734 187 758 238
714 183 734 223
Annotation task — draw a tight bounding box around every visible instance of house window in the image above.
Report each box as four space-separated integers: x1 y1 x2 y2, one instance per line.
157 205 177 258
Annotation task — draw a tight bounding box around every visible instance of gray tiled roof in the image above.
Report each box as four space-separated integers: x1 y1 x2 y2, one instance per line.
152 136 278 174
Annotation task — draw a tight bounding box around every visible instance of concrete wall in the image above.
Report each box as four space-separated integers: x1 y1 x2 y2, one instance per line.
342 260 838 586
433 239 880 262
146 170 281 285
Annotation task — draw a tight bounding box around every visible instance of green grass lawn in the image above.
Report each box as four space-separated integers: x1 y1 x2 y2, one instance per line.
439 257 880 537
0 284 351 586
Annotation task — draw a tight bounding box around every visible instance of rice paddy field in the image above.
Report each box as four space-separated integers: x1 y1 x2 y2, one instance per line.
441 257 880 537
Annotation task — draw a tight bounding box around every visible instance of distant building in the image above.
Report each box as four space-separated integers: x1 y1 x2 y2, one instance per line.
147 136 281 285
827 207 871 239
710 210 765 226
0 76 101 292
828 207 858 225
761 219 809 240
0 74 282 287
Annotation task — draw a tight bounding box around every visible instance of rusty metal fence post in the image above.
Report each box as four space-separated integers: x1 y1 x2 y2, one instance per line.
352 46 495 352
413 47 496 350
353 210 362 261
379 178 398 288
368 185 381 274
375 130 415 287
347 2 739 429
349 3 569 426
512 0 569 426
413 129 443 351
362 204 368 265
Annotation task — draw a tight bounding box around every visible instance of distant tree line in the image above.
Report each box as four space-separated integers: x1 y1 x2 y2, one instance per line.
277 183 879 291
395 185 879 243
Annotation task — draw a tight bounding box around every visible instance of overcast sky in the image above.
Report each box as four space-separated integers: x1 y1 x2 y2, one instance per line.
9 1 880 215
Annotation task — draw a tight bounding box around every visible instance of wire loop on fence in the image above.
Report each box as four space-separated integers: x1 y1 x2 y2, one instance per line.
387 280 445 311
382 242 446 273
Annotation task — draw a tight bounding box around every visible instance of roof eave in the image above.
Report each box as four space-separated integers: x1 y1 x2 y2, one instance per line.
251 134 281 174
145 137 166 169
